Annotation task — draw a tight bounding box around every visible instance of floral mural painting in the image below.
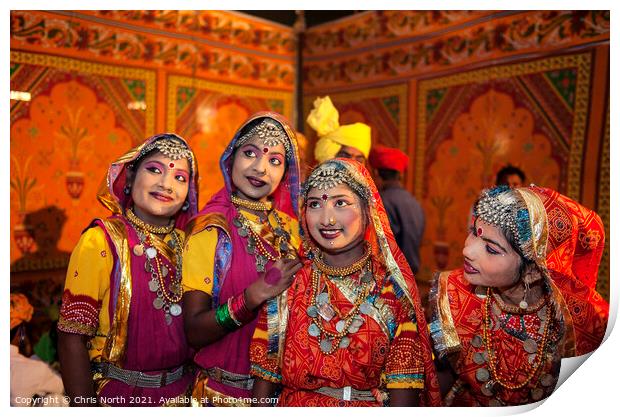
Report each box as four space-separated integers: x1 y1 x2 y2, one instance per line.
10 53 150 270
10 155 38 255
54 107 94 201
304 11 609 90
416 53 591 288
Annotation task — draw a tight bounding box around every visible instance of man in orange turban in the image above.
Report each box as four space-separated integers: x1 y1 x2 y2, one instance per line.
11 293 34 331
369 145 425 274
10 293 68 406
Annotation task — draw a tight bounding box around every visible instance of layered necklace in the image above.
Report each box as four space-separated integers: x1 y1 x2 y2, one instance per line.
307 245 374 354
476 286 552 400
126 208 183 325
231 194 292 272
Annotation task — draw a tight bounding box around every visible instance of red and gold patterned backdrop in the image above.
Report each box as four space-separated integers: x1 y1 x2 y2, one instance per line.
416 52 593 285
10 51 155 271
167 76 293 203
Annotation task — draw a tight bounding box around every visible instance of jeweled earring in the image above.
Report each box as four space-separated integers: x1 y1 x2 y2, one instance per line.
519 279 530 310
181 200 190 212
124 185 131 195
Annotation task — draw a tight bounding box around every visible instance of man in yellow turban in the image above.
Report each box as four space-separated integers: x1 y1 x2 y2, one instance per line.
307 96 372 164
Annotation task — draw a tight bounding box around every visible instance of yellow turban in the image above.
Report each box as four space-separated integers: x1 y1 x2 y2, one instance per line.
307 96 371 163
10 293 33 330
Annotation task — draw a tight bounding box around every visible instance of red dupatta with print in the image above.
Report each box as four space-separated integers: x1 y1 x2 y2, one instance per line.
528 186 608 355
252 159 441 406
429 185 608 406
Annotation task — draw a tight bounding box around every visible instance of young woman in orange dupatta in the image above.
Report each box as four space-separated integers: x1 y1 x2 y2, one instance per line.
429 185 608 406
250 158 441 406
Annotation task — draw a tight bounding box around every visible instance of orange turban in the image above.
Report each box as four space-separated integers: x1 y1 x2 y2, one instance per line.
368 145 410 173
10 293 33 330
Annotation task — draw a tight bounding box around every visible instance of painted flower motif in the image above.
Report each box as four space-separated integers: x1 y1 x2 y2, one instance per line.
319 354 343 380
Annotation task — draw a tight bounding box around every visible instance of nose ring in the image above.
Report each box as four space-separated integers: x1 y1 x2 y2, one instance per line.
328 217 336 226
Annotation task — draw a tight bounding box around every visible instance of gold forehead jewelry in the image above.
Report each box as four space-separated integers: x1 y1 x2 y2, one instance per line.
141 136 193 162
303 160 370 200
236 119 291 155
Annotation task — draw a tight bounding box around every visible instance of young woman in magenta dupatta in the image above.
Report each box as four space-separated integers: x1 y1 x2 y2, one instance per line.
58 134 199 406
250 159 441 406
182 112 302 406
429 185 608 406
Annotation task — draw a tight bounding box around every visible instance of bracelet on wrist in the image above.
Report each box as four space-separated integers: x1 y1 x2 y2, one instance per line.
214 303 239 331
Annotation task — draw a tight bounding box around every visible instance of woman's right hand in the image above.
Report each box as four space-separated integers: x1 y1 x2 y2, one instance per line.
245 257 302 310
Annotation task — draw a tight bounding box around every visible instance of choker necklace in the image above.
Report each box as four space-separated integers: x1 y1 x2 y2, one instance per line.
231 194 272 212
126 208 175 235
491 287 547 314
313 244 371 278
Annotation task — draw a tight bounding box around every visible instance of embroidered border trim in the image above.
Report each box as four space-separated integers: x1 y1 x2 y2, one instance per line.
58 289 100 336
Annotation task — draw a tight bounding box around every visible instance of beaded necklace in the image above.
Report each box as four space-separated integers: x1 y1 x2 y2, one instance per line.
481 287 551 391
307 245 374 354
231 196 291 272
126 208 183 325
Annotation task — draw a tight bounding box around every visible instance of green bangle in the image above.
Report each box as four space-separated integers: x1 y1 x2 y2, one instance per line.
215 303 239 331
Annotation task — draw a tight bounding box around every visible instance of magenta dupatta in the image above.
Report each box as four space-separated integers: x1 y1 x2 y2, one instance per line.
190 112 301 398
192 189 280 398
94 216 193 405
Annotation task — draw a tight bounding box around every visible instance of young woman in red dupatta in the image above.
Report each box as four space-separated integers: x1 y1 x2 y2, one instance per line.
58 134 199 406
250 158 441 407
429 185 609 406
182 112 303 406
